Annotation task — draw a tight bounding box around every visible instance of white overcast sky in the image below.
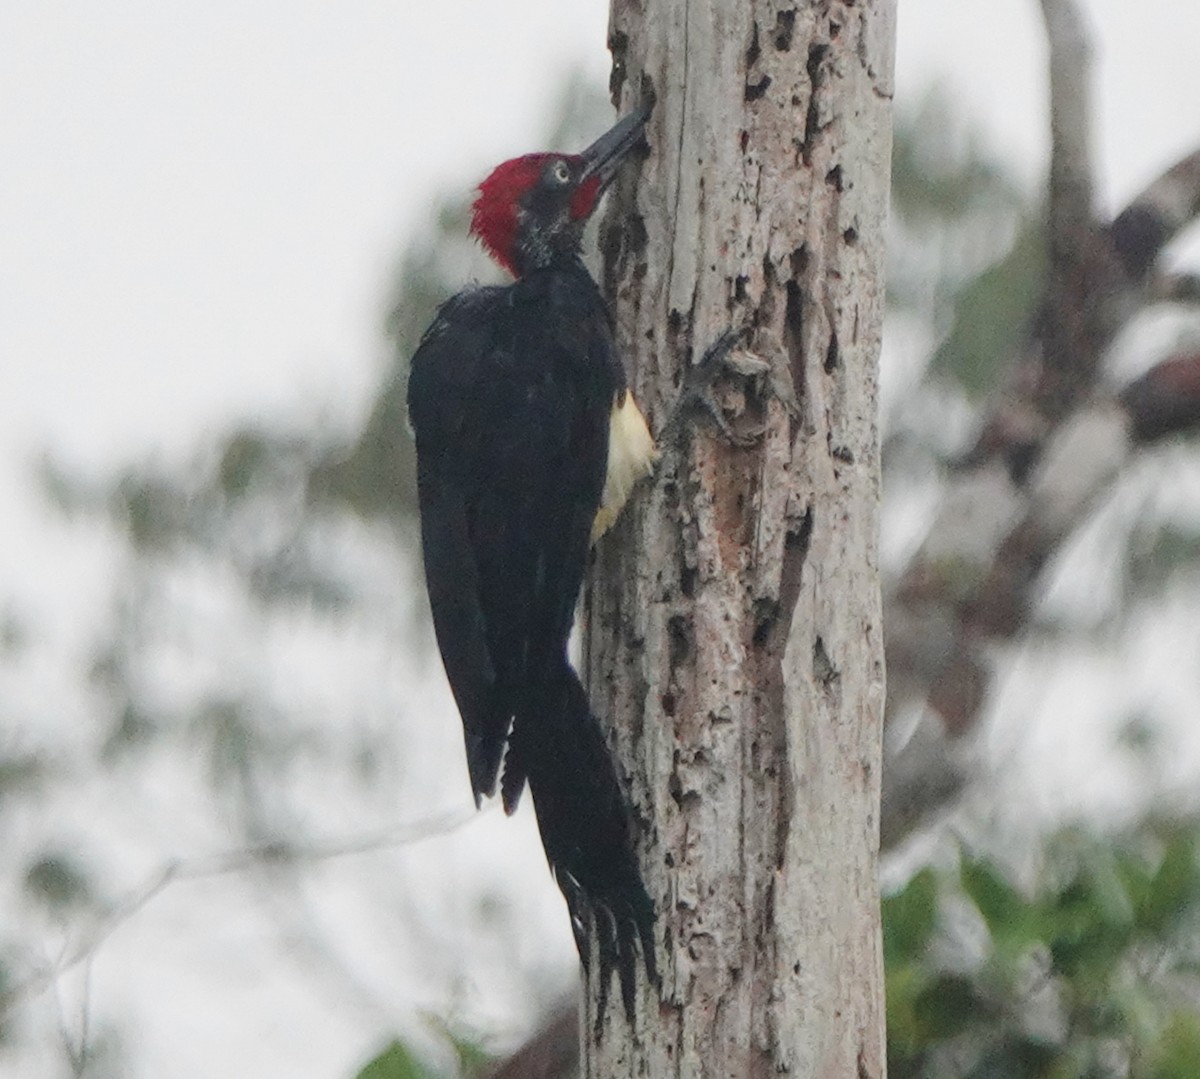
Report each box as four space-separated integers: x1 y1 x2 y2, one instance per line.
2 0 1198 482
2 2 1200 1077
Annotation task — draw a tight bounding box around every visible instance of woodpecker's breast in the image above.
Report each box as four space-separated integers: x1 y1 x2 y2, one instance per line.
590 391 659 543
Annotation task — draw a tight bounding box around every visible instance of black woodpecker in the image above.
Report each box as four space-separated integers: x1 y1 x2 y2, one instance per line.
406 105 658 1014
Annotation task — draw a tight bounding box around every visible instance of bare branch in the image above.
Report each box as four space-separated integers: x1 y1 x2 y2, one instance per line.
1041 0 1095 240
1110 147 1200 281
0 806 479 1017
1032 0 1129 419
880 1 1176 847
1121 351 1200 444
1147 271 1200 306
884 347 1200 846
2 863 183 1018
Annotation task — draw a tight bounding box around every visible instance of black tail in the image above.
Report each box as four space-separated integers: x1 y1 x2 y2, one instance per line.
505 658 657 1021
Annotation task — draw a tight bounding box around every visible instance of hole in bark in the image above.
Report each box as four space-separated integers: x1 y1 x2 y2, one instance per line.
788 505 814 565
773 9 796 50
608 31 628 101
601 210 647 297
813 635 839 687
843 226 858 245
745 20 761 68
825 328 840 373
802 43 829 162
782 250 807 415
668 769 700 808
639 70 658 110
626 213 648 256
785 280 804 345
744 75 772 102
753 597 779 647
739 128 749 154
734 274 749 302
825 164 844 191
668 613 692 669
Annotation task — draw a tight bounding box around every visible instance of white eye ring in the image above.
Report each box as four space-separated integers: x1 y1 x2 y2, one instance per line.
552 160 570 184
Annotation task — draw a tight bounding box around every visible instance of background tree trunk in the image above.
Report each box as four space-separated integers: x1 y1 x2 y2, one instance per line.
582 0 896 1074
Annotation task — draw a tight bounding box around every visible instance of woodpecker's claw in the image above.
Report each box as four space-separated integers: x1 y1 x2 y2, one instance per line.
581 887 658 1036
661 326 773 446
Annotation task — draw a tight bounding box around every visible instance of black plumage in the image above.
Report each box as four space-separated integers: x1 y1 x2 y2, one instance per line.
406 106 657 1020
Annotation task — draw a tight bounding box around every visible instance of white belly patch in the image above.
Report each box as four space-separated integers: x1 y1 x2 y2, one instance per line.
591 393 659 543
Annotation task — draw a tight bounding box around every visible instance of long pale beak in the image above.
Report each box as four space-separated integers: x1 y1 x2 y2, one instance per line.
578 102 652 193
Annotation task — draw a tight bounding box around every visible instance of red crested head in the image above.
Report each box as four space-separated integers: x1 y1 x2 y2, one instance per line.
467 104 650 278
470 153 569 277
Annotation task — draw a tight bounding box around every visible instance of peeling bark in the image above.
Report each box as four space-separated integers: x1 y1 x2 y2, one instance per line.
581 1 895 1074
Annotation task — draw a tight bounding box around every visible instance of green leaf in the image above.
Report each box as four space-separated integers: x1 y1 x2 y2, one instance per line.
354 1040 432 1079
216 431 273 498
929 224 1045 399
1080 844 1137 931
966 1036 1061 1079
886 963 931 1058
891 87 1026 226
1045 889 1129 983
450 1035 492 1077
960 859 1030 946
913 974 984 1041
1140 830 1199 934
1148 1012 1200 1079
884 867 939 964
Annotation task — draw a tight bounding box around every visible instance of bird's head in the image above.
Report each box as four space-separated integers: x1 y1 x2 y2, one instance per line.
470 104 650 278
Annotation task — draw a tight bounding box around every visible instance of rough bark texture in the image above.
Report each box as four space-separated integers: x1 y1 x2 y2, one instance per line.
580 1 896 1075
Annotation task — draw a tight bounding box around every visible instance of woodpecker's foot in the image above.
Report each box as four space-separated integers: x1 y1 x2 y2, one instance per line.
572 882 657 1035
661 327 773 447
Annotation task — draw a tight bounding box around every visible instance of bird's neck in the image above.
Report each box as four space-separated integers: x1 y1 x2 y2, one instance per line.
506 215 586 278
514 250 587 278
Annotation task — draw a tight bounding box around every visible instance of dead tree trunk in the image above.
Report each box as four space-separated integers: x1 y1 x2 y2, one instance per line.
582 0 896 1075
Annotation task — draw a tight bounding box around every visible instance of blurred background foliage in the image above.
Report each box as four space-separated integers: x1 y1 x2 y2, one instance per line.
2 70 1200 1079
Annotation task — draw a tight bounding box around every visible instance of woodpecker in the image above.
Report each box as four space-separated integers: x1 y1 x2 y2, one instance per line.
407 105 657 1015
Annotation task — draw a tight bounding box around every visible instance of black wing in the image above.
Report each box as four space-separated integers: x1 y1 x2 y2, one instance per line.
408 273 655 1018
407 279 614 802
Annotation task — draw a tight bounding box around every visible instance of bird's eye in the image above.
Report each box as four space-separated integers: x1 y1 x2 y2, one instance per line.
552 160 571 185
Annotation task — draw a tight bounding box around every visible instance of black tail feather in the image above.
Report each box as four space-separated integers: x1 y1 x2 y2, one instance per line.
617 912 638 1022
512 659 656 1023
499 740 526 816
